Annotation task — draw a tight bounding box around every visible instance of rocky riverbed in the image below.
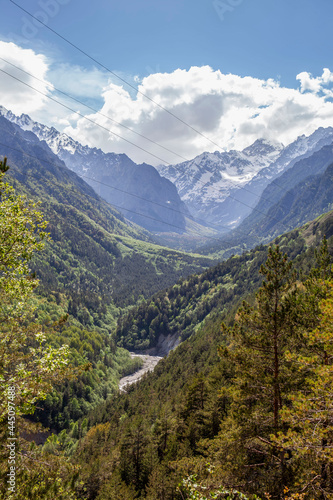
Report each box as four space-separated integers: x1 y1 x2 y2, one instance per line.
118 353 162 391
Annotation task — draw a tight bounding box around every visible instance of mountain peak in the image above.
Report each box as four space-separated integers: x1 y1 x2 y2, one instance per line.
242 138 284 158
0 105 9 115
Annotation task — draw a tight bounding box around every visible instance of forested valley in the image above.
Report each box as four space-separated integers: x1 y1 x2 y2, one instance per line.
1 148 333 500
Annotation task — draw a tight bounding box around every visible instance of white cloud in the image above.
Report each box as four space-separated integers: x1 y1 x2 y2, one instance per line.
46 63 110 99
0 41 51 114
65 66 333 164
0 42 111 129
1 42 333 166
297 68 333 94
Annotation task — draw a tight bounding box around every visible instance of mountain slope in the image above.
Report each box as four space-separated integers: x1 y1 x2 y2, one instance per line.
0 106 189 233
241 142 333 231
157 138 283 229
0 115 214 330
250 161 333 239
157 128 333 230
200 142 333 258
73 211 333 500
115 208 333 352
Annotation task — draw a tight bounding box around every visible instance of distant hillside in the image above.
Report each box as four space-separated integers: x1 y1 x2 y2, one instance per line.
0 115 214 331
249 161 333 239
240 143 333 233
201 142 333 258
115 209 333 352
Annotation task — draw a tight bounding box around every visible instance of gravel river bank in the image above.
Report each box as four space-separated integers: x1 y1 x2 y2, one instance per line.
118 353 162 391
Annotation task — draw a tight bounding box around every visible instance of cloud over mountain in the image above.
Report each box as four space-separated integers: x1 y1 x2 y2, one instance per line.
0 41 51 114
1 42 333 165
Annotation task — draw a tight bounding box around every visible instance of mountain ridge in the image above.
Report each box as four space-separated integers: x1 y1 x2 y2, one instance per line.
0 114 214 331
0 106 190 233
157 127 333 230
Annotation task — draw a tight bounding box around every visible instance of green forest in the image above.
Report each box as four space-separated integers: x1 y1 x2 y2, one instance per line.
1 155 333 500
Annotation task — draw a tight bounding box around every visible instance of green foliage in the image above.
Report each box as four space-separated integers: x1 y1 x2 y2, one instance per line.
4 144 333 499
115 246 269 350
0 165 78 498
221 246 299 428
115 214 333 353
0 439 80 500
215 247 304 497
2 122 213 332
72 231 333 500
273 277 333 498
0 168 70 420
33 323 143 431
178 468 262 500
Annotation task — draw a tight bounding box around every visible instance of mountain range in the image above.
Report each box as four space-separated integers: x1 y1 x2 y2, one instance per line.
2 100 333 499
2 105 333 257
0 114 213 331
202 141 333 258
157 128 333 230
0 106 189 233
3 105 333 244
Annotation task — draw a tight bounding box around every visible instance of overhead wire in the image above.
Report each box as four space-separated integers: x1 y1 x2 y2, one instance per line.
0 141 242 245
8 1 291 197
4 2 302 241
0 68 169 165
0 68 295 237
9 0 230 153
0 134 297 250
9 0 296 201
0 57 286 208
0 57 190 164
10 2 317 231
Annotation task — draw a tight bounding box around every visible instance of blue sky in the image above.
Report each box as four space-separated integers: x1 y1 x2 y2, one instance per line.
4 0 332 86
1 0 333 164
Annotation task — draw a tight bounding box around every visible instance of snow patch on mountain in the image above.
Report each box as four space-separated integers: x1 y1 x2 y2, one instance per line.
2 106 333 233
156 130 333 229
157 138 284 212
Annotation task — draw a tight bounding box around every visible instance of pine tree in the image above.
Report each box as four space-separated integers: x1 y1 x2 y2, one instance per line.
217 246 301 496
274 277 333 498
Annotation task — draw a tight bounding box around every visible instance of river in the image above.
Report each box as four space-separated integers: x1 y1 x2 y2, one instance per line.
118 353 162 391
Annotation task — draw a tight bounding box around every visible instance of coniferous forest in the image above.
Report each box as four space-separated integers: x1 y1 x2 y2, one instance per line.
1 150 333 500
3 1 333 497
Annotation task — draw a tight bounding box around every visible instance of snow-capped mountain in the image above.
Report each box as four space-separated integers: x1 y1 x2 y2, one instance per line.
158 139 283 200
157 129 333 230
0 106 189 233
156 139 283 229
0 106 91 158
2 104 333 235
247 127 333 194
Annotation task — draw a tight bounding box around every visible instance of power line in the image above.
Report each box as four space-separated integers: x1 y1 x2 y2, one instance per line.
0 77 250 236
8 1 316 220
0 68 169 165
0 57 284 210
0 135 296 247
9 0 295 204
0 141 237 245
1 114 254 243
0 57 189 164
0 68 290 234
9 0 228 153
